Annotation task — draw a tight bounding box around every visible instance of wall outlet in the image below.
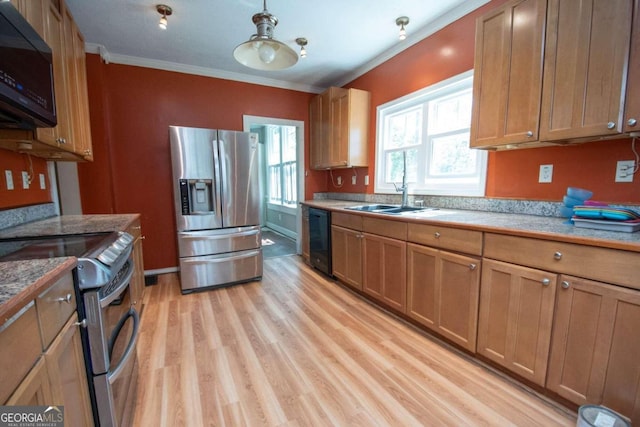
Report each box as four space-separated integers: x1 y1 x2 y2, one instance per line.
351 175 356 185
337 176 342 186
539 164 553 183
39 173 46 189
615 160 635 182
21 171 29 189
364 175 369 186
5 170 13 190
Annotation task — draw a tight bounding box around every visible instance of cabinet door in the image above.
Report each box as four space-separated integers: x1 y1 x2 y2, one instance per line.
470 0 546 148
363 233 406 312
624 0 640 133
477 259 556 386
330 90 349 167
548 276 640 424
437 251 480 352
331 225 363 290
5 358 53 406
45 315 94 427
540 0 632 140
407 243 439 329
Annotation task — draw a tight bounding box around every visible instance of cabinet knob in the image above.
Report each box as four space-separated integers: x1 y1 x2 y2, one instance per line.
141 235 146 240
57 293 72 303
561 280 570 289
553 252 562 260
541 278 551 286
469 263 477 271
607 121 616 130
75 319 87 328
526 131 534 137
434 232 441 238
628 118 638 127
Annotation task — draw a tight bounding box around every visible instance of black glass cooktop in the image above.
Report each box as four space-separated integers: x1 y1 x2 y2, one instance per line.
0 233 112 261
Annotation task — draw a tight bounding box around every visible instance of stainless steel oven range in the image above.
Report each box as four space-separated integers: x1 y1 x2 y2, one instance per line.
0 231 139 427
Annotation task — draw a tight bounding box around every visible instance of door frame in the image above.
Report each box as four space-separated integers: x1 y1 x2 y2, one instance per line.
243 115 305 254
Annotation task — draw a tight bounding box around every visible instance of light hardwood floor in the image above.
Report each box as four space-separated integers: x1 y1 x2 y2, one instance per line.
133 255 576 426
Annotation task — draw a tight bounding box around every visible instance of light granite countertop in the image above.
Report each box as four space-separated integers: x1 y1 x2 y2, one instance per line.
303 199 640 252
0 257 76 326
0 214 140 326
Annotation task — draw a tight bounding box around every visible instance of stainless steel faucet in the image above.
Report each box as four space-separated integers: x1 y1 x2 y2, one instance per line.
394 151 409 207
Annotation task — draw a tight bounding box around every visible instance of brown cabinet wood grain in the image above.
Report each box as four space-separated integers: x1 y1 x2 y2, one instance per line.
548 276 640 424
309 87 370 169
470 0 546 148
477 258 556 386
407 243 480 352
624 0 640 133
540 0 632 141
362 233 406 312
331 225 363 290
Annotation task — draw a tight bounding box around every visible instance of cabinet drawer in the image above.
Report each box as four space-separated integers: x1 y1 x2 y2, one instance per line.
484 233 640 289
363 217 407 240
408 223 483 256
332 212 363 230
0 303 41 404
36 273 76 350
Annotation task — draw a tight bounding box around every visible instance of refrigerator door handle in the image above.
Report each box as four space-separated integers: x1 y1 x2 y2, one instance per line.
211 138 223 220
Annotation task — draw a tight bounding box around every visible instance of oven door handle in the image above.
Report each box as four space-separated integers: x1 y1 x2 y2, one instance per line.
107 307 139 384
100 260 135 308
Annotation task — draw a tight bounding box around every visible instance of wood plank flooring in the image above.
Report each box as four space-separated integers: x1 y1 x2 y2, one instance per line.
133 255 576 426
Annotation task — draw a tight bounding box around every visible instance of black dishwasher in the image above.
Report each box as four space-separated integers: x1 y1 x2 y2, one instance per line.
309 208 332 276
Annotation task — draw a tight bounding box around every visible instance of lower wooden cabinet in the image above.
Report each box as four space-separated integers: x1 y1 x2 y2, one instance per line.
331 225 363 290
5 358 53 406
477 259 557 386
127 219 146 309
362 233 406 312
45 314 93 426
548 275 640 424
407 243 480 352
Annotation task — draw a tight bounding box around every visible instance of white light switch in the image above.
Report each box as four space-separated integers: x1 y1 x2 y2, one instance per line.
364 175 369 186
5 170 14 190
22 171 29 189
351 175 356 185
39 173 46 189
539 164 553 183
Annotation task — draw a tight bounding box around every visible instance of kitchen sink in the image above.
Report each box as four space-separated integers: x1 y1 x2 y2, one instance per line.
344 204 438 215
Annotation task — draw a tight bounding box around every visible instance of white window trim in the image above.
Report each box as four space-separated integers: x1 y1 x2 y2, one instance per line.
374 70 487 197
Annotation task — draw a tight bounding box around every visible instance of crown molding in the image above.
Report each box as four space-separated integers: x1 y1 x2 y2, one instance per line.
85 43 324 94
332 0 490 87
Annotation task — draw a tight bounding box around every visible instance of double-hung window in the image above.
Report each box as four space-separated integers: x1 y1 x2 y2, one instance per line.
266 125 297 207
375 71 486 196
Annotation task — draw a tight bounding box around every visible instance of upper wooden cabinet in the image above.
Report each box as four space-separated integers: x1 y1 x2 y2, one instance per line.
309 87 370 169
471 0 635 149
624 0 640 133
470 0 547 148
0 0 93 161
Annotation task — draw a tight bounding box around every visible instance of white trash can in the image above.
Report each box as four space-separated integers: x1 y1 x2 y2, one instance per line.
577 405 631 427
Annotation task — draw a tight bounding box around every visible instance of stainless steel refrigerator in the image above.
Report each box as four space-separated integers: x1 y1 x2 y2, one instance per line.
169 125 262 293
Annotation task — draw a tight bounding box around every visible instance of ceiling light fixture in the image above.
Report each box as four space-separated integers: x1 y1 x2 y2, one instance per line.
233 0 298 70
296 38 307 58
157 4 172 30
396 16 409 40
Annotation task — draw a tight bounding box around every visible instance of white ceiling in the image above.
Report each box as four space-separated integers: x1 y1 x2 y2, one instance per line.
64 0 489 93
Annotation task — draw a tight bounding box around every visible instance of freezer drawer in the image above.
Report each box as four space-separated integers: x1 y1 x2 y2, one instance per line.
177 226 261 258
179 249 263 292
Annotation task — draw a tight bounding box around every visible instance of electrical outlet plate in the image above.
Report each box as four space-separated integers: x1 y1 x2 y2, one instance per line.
615 160 635 182
39 173 46 189
21 171 29 189
539 164 553 183
5 170 13 190
351 175 356 185
337 176 342 185
364 175 369 186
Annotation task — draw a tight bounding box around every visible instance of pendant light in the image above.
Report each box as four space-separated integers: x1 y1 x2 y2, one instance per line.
233 0 298 70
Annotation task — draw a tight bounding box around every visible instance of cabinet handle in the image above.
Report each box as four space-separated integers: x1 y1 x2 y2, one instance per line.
57 293 72 303
526 131 533 137
607 121 616 130
628 118 638 127
541 278 551 286
553 252 562 260
561 280 570 289
434 232 441 238
75 319 87 328
469 263 477 271
141 236 146 240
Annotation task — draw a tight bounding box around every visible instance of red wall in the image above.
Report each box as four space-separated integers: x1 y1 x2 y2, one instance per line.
78 55 320 270
327 0 640 205
0 150 51 209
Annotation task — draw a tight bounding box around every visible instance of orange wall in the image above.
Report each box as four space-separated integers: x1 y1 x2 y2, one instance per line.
0 150 51 209
78 54 320 270
327 0 640 205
